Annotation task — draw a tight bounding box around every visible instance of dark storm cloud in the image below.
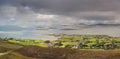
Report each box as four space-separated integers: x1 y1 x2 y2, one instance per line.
21 0 120 12
1 0 120 38
0 0 120 24
82 16 115 20
1 0 120 12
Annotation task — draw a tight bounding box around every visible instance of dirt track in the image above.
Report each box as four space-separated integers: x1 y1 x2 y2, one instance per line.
0 50 13 56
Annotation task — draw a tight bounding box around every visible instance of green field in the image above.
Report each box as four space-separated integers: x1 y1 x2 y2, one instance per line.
0 35 120 59
2 35 120 49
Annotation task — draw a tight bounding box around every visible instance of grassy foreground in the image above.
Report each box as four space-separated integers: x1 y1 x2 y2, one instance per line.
0 46 120 59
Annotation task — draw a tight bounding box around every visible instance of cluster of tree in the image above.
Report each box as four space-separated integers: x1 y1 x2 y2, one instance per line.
51 35 120 50
1 35 120 50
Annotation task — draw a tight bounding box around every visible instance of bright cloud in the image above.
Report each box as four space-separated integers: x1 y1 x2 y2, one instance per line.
36 14 57 19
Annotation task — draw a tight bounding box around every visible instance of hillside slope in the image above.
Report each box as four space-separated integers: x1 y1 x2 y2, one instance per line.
15 46 120 59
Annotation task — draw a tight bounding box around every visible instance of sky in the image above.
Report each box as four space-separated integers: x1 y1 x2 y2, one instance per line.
0 0 120 39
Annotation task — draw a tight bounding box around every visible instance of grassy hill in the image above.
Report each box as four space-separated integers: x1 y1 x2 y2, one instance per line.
0 44 120 59
0 36 120 59
1 46 120 59
0 52 41 59
0 40 23 53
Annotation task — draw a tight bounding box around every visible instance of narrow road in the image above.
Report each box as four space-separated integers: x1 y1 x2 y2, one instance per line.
0 50 13 56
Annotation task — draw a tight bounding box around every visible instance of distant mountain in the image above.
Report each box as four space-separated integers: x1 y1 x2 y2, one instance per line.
88 23 120 26
48 25 81 30
36 23 120 30
75 23 120 27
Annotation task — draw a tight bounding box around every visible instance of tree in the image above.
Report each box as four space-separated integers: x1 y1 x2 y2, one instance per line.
54 41 63 47
44 40 54 48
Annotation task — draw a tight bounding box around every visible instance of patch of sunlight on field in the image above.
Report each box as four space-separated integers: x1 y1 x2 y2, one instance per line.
36 43 48 47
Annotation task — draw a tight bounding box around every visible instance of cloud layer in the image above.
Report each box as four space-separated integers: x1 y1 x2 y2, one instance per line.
0 0 120 39
0 0 120 27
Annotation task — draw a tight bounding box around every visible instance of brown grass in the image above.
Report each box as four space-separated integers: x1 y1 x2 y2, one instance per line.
70 50 120 59
0 46 11 53
16 46 77 59
13 46 120 59
0 52 43 59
